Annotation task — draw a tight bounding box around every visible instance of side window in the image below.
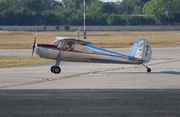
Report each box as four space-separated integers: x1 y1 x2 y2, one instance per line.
63 42 75 51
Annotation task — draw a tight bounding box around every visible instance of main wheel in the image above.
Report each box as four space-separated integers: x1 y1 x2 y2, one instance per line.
51 66 55 73
147 68 151 73
53 66 61 74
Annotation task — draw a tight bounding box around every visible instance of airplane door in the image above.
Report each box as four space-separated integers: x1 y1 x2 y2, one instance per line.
57 41 62 48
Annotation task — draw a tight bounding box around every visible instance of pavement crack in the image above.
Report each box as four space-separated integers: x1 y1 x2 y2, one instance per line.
1 59 180 89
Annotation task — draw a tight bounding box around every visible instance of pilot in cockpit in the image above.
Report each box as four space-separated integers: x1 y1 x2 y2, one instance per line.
64 42 74 51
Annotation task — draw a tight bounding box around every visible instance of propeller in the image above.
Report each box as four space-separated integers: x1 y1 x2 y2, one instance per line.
31 33 37 57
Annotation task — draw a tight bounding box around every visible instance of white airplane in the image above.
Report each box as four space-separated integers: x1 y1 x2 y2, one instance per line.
32 36 152 74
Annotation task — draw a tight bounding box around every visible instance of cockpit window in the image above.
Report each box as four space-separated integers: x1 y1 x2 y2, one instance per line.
52 40 59 45
62 42 75 50
52 39 76 51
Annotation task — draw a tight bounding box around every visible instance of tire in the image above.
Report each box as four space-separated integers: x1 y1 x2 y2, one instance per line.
147 68 151 73
51 66 55 73
53 66 61 74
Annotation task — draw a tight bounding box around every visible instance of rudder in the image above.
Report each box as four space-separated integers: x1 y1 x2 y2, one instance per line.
128 39 152 63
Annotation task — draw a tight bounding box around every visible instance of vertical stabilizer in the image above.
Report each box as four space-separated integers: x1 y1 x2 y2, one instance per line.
128 39 152 63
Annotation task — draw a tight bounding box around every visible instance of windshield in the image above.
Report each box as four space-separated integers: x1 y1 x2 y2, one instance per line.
51 40 59 45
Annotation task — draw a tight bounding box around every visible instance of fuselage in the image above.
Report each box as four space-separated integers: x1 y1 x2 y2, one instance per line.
35 43 142 64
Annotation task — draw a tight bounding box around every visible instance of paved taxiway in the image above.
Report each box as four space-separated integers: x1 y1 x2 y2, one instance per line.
0 47 180 89
0 47 180 116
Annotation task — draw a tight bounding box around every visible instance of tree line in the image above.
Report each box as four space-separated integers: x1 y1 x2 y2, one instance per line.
0 0 179 26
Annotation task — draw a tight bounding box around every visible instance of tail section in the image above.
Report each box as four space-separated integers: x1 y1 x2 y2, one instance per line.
128 39 152 63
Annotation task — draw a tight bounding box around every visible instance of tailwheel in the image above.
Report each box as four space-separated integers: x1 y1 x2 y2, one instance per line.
51 66 61 74
147 68 151 73
142 63 151 73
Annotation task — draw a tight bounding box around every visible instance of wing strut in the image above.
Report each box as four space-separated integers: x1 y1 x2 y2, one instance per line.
56 40 66 66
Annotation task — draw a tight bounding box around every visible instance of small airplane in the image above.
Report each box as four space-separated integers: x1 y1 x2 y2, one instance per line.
32 35 152 74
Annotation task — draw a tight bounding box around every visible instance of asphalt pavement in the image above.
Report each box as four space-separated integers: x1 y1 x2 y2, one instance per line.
0 89 180 117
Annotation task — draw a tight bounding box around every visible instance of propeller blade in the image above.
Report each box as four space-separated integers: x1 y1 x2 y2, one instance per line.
32 34 37 57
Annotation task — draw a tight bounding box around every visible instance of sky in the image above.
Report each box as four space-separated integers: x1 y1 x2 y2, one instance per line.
56 0 121 3
100 0 121 2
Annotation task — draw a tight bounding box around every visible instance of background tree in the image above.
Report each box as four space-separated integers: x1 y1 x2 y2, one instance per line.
142 0 180 25
0 0 180 26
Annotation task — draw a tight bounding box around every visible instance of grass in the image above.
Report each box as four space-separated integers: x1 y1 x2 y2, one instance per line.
0 56 53 68
0 31 180 49
87 31 180 48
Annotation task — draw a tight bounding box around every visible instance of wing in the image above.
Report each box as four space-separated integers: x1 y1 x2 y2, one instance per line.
55 36 91 45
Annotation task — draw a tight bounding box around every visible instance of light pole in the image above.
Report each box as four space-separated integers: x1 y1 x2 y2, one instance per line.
83 0 86 39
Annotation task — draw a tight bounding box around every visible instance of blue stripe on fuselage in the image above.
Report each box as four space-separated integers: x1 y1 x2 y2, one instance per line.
86 44 128 58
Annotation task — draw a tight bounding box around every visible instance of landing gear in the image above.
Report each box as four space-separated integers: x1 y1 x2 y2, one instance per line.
142 63 151 73
51 55 61 74
51 66 61 74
